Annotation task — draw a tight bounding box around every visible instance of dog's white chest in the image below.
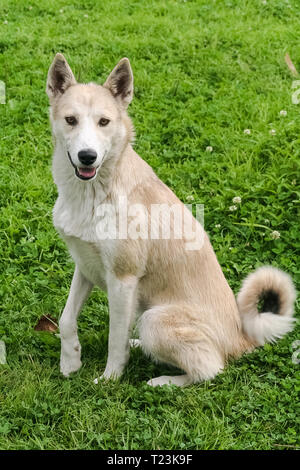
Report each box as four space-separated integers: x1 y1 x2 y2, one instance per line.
62 235 107 290
53 194 101 242
53 194 113 290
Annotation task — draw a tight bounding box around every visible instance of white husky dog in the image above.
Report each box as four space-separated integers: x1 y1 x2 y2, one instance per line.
46 54 296 386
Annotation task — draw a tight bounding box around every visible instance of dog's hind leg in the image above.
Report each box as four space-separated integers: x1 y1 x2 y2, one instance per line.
59 266 93 377
138 304 224 387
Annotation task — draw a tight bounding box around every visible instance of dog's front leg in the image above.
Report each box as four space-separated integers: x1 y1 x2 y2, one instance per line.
95 274 138 382
59 266 93 377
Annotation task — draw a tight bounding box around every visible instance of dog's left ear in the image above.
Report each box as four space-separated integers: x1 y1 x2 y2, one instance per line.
104 58 133 108
46 53 77 100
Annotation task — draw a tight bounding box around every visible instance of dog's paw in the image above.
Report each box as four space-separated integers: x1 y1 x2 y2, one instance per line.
93 374 114 385
93 373 119 385
60 356 82 377
147 375 191 387
93 367 123 384
93 376 102 385
129 338 141 348
147 376 172 387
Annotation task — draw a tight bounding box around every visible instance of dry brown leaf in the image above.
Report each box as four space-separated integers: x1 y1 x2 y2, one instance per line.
34 314 58 332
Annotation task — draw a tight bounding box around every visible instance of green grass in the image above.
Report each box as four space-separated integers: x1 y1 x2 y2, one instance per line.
0 0 299 450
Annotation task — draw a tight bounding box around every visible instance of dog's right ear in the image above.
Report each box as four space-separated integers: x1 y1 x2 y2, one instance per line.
46 53 76 100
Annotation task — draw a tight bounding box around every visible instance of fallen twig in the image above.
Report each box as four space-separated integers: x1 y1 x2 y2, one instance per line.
284 53 299 77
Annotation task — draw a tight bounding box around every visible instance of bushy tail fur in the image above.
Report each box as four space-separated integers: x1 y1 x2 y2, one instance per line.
237 266 297 346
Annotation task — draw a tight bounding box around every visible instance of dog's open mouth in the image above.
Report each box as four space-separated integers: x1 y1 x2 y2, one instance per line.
68 152 97 181
75 167 97 180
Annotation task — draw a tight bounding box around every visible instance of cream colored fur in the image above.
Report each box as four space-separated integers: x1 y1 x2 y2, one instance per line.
237 266 296 346
46 54 297 387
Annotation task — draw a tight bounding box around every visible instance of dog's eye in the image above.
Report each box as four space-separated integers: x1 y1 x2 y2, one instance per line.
65 116 77 126
99 117 110 127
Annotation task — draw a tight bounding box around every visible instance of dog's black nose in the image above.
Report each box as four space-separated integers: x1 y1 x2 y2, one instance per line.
78 149 97 166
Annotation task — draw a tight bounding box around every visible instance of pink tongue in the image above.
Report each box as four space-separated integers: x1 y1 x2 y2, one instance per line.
78 167 96 178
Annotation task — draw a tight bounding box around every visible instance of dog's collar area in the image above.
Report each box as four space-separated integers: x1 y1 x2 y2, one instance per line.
67 151 97 181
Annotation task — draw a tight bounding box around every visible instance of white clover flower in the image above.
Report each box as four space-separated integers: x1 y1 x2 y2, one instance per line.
59 8 64 13
84 14 89 18
264 218 270 224
186 195 194 202
280 110 287 117
269 129 276 136
229 205 237 211
232 196 241 204
3 20 8 24
206 146 213 152
215 224 221 228
244 129 251 135
271 230 280 239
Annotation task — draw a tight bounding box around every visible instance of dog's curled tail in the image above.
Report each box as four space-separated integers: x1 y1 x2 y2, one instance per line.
237 266 297 346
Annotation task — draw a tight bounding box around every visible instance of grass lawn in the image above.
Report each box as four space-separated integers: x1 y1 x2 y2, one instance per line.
0 0 299 450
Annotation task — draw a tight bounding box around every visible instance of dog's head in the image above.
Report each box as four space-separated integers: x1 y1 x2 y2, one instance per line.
46 54 134 182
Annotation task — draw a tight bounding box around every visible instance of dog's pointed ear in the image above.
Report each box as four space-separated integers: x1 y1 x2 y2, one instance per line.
104 58 133 108
46 53 76 100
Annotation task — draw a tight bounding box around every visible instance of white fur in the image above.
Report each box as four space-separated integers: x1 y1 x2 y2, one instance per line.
147 375 192 387
59 266 93 376
47 55 137 381
138 305 225 384
47 55 297 387
237 266 297 346
129 339 142 348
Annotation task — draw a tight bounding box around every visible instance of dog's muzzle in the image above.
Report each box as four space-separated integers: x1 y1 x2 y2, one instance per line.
67 151 98 181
